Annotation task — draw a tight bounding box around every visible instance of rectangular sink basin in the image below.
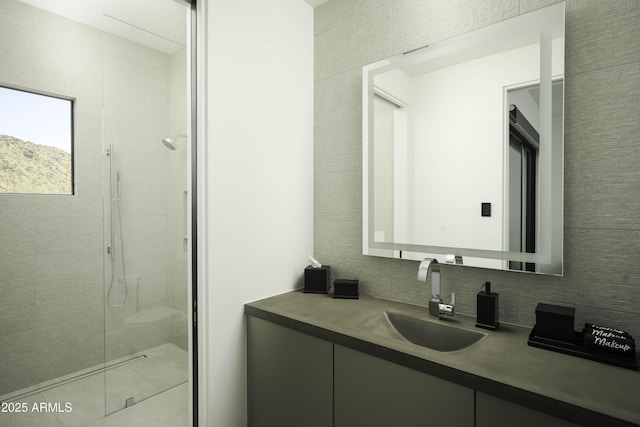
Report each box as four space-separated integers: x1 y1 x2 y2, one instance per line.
385 311 486 352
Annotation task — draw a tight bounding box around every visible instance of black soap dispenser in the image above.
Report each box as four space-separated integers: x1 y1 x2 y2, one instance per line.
476 281 499 331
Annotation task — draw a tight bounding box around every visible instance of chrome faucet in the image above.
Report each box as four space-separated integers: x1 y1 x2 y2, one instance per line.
417 258 455 319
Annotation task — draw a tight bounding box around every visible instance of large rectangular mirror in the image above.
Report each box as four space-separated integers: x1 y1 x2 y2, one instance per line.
363 3 564 275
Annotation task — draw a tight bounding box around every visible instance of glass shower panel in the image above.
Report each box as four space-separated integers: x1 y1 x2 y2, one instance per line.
101 11 189 415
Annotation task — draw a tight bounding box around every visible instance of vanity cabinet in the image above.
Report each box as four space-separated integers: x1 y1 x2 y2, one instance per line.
247 292 640 427
476 392 580 427
248 316 595 427
247 316 473 427
247 316 333 427
334 344 474 427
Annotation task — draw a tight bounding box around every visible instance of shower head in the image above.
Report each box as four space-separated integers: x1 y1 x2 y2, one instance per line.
162 137 177 150
161 134 186 150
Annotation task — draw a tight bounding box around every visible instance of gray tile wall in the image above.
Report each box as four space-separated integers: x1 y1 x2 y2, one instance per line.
0 1 106 395
314 0 640 339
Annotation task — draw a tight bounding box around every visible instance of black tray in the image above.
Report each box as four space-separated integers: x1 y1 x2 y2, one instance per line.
528 325 638 371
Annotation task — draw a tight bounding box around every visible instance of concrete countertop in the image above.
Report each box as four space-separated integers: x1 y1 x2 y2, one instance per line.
245 290 640 427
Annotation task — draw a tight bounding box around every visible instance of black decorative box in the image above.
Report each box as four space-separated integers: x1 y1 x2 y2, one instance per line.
534 303 575 344
304 265 330 294
333 279 359 299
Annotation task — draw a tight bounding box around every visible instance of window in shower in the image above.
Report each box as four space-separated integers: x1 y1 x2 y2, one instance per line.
0 85 74 195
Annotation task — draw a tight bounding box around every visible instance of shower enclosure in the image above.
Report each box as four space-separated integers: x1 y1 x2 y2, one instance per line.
0 0 192 424
101 11 190 415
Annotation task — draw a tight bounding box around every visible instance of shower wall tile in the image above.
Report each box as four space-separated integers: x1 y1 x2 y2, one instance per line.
35 249 103 323
169 258 188 311
0 50 34 89
33 17 102 87
102 83 169 129
33 5 102 57
101 26 180 363
120 213 171 309
33 244 104 380
314 0 640 340
31 170 103 219
167 49 189 320
0 213 35 258
123 190 169 218
103 32 170 70
33 315 104 386
0 18 35 88
33 74 103 120
0 0 37 28
121 214 169 259
0 331 39 395
119 156 170 195
75 112 104 155
169 48 188 135
34 215 103 255
115 122 172 160
102 34 170 128
0 194 33 215
0 255 37 336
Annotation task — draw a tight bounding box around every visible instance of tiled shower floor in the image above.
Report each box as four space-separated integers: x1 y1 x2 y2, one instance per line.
0 343 188 427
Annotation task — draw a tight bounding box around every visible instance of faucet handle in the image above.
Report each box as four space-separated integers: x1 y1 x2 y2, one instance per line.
439 293 456 317
440 294 455 316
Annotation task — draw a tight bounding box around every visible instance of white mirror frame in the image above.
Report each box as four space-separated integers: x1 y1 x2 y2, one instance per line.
363 3 564 275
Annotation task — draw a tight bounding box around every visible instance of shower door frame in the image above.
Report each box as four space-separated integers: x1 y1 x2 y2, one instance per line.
187 1 199 425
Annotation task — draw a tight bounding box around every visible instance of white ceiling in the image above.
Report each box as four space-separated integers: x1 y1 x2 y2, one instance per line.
20 0 188 53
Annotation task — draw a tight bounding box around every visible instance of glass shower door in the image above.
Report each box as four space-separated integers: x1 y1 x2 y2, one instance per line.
101 9 189 415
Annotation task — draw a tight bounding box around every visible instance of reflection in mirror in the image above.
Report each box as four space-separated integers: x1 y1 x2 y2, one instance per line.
363 3 564 275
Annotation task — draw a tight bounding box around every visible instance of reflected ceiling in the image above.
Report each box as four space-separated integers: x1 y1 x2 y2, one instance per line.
19 0 187 53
